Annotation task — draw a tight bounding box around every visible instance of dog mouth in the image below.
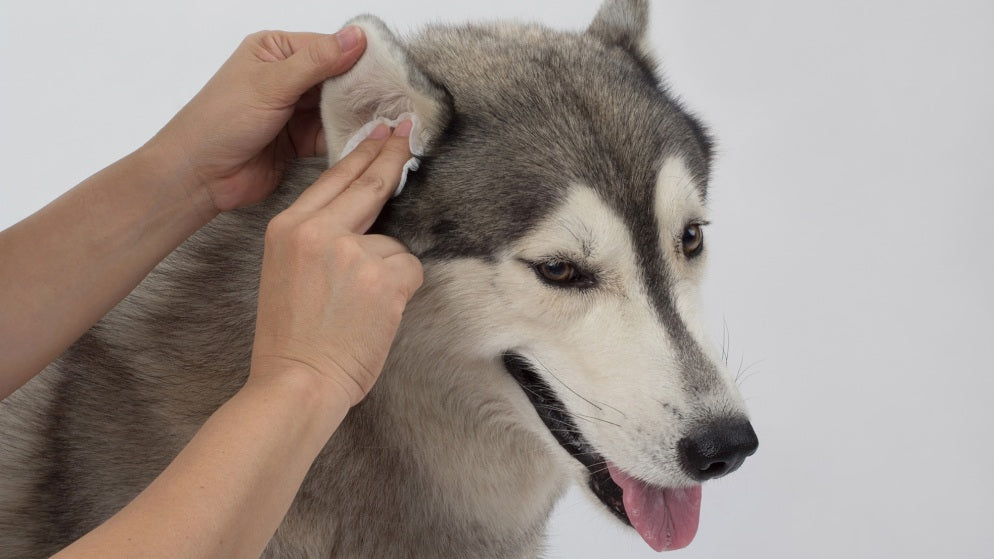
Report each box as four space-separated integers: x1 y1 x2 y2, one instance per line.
501 353 701 552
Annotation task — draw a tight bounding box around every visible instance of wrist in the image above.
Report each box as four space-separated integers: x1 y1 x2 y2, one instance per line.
136 135 220 224
245 363 353 432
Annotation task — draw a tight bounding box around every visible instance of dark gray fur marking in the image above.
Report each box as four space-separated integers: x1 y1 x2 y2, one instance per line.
0 2 734 556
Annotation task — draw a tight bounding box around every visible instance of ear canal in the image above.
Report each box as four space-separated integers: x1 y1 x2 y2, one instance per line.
321 15 450 164
586 0 651 58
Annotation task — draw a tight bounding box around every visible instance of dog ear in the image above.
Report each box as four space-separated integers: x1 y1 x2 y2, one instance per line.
321 16 450 162
586 0 653 61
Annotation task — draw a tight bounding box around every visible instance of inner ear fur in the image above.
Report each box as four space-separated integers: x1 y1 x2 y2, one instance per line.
321 15 450 163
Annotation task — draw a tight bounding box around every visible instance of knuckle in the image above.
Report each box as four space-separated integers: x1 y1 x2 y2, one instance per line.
355 263 386 290
397 252 423 277
265 212 294 242
243 30 269 46
286 219 328 254
329 235 363 262
410 261 425 288
351 175 389 194
245 30 290 60
402 268 425 298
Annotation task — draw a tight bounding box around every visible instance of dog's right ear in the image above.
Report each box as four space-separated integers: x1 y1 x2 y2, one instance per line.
321 16 450 163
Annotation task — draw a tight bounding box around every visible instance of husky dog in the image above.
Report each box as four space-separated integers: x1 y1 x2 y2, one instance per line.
0 0 757 556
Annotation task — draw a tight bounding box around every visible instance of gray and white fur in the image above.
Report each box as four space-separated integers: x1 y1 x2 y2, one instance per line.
0 1 757 556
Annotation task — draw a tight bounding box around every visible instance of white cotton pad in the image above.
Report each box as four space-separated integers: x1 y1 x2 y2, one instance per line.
337 112 425 197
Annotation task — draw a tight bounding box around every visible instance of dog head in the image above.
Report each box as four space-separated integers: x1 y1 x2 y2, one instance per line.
322 0 757 551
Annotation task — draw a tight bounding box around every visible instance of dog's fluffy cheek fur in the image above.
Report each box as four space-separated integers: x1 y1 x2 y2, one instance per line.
417 185 697 487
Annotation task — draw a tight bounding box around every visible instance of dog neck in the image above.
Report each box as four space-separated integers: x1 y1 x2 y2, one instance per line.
296 275 568 556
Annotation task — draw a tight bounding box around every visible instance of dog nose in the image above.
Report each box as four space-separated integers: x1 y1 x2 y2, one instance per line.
678 419 759 481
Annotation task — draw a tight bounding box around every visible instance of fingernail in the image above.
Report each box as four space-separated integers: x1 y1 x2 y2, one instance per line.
393 119 414 138
336 25 362 52
368 123 391 140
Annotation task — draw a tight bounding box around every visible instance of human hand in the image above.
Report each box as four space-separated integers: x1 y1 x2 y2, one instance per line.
249 120 424 408
147 27 366 213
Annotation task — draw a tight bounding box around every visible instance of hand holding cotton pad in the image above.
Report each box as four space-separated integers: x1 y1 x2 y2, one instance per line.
337 112 425 197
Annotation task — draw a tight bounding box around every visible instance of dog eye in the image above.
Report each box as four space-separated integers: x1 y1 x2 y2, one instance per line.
681 223 705 258
534 261 595 288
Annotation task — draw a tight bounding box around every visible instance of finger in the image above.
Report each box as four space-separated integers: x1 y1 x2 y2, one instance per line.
249 31 327 61
354 120 415 190
323 127 414 233
384 252 425 300
358 234 412 259
275 27 366 100
291 124 391 212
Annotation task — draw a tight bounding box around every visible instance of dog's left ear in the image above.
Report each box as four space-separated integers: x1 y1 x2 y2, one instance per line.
321 16 450 163
586 0 655 64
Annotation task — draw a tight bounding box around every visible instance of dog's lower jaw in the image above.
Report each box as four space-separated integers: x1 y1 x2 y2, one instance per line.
500 353 629 524
500 353 705 552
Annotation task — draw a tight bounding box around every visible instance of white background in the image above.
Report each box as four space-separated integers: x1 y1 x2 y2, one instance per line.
2 1 993 557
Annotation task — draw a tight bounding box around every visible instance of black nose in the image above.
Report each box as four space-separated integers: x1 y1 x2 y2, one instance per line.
678 419 759 481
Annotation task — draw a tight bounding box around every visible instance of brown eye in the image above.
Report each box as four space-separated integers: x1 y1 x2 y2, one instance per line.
682 223 705 258
537 261 576 282
534 261 595 288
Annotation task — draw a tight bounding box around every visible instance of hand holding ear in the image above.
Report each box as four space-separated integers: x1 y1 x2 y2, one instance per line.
249 121 424 408
146 27 366 213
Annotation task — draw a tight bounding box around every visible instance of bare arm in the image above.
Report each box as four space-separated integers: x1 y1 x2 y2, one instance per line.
2 24 426 557
54 370 349 559
0 27 366 398
53 122 421 558
0 144 217 397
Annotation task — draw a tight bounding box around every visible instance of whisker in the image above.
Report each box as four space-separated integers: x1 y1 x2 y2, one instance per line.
735 357 765 386
587 464 614 477
531 404 621 428
591 398 628 420
506 352 628 430
570 411 621 429
540 415 583 431
722 317 730 366
571 451 607 459
549 428 584 436
532 356 603 412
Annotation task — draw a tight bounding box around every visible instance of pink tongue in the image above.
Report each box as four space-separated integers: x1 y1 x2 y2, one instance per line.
607 464 702 552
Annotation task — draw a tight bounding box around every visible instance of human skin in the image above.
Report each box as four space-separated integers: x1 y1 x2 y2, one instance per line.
0 26 423 558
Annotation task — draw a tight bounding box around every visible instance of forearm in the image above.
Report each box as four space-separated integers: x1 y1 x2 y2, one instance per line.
53 369 349 559
0 143 216 397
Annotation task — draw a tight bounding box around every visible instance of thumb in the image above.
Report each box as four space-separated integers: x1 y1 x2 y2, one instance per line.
278 27 366 100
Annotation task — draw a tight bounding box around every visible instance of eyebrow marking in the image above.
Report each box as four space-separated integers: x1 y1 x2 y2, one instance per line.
552 215 596 259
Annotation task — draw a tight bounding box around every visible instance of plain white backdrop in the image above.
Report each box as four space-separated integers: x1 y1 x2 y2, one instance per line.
2 1 993 557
